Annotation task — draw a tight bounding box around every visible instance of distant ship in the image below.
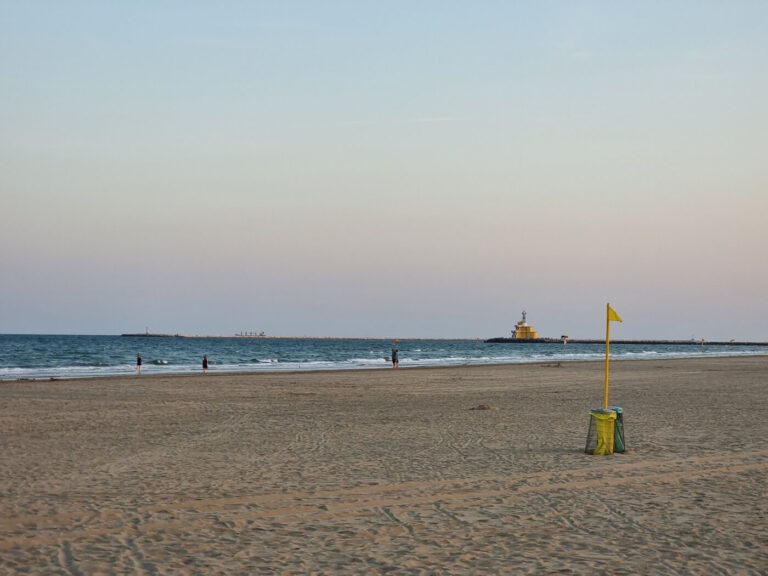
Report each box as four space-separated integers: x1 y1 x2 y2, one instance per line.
121 331 267 338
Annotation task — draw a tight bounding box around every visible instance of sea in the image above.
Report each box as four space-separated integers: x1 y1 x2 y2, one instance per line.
0 334 765 380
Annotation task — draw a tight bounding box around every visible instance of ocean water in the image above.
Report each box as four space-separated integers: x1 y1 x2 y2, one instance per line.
0 334 765 380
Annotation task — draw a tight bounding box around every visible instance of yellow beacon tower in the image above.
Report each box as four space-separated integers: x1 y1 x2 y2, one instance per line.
513 310 539 339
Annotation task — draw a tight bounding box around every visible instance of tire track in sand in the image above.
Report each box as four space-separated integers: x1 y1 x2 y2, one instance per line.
2 448 766 551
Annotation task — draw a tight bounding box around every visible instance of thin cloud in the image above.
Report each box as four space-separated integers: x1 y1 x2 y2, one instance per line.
410 116 456 124
339 116 457 127
568 50 593 60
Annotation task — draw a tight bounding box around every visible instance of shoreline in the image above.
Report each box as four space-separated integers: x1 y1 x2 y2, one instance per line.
5 352 767 383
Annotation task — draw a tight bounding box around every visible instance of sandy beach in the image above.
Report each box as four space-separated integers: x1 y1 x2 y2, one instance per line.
1 356 766 574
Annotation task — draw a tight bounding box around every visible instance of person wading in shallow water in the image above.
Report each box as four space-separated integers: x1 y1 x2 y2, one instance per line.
202 355 208 374
391 340 399 368
136 353 142 374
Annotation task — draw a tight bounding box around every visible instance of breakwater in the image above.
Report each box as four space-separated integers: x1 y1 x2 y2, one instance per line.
485 338 768 346
121 333 271 338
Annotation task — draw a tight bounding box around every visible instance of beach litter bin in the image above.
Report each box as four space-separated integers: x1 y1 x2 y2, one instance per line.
585 408 617 455
607 406 625 453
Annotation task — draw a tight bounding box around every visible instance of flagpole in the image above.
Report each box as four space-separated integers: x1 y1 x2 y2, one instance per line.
604 302 610 409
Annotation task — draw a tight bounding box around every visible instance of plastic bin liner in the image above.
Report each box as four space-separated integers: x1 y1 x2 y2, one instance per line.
585 409 617 455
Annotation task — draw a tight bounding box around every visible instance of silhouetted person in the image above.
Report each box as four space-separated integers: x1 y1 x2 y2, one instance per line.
136 353 142 374
203 355 208 374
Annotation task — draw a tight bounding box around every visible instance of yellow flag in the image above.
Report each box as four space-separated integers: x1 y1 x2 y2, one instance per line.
607 305 623 323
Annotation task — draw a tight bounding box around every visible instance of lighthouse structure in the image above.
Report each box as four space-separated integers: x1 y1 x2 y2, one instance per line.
512 310 539 339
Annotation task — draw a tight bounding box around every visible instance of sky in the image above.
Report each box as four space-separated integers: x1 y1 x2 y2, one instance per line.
1 1 767 340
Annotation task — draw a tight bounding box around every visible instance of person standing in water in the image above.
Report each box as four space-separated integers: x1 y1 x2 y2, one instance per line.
136 353 142 374
202 355 208 374
391 340 399 368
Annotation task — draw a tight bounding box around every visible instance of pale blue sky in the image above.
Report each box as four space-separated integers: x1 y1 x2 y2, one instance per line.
2 1 767 339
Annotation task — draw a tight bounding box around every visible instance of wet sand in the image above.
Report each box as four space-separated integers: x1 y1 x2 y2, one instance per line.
1 356 766 574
